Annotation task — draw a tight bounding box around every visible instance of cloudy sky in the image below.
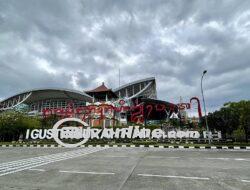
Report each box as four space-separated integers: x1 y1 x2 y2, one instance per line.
0 0 250 113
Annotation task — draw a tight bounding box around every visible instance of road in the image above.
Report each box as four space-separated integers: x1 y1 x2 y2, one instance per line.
0 147 249 190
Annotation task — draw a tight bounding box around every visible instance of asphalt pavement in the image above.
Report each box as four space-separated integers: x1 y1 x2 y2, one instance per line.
0 147 249 190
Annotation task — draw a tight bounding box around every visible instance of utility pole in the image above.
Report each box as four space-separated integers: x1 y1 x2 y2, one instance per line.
201 70 211 144
119 67 120 88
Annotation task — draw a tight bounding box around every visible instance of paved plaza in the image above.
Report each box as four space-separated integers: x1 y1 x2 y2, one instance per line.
0 147 249 190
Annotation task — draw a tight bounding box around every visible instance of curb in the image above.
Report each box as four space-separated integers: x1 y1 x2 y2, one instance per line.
0 144 249 150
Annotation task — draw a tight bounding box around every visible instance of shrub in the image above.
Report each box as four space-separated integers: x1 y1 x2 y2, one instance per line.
232 127 245 142
0 111 41 141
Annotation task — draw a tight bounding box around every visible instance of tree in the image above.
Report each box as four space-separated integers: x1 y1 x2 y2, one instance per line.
238 101 250 142
206 100 250 142
41 114 61 129
0 110 41 141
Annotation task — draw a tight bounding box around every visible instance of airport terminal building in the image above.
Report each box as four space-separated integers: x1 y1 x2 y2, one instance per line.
0 77 178 126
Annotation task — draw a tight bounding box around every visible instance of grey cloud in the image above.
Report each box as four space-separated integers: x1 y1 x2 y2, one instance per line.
0 0 250 114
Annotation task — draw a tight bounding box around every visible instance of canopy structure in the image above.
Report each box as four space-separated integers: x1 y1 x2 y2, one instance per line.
113 77 157 100
0 88 93 112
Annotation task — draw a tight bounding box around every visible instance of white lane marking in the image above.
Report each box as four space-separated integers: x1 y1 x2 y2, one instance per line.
0 149 102 173
206 158 249 161
138 174 210 180
0 149 99 172
206 158 230 160
0 153 80 169
97 156 128 158
0 150 91 168
234 158 248 161
0 148 107 176
147 156 180 159
28 168 45 172
60 170 115 175
0 148 104 175
0 148 100 167
241 179 250 183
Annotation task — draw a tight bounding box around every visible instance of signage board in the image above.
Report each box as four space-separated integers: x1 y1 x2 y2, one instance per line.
25 118 221 148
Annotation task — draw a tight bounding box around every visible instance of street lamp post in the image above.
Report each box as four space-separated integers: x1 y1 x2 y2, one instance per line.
201 70 211 144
